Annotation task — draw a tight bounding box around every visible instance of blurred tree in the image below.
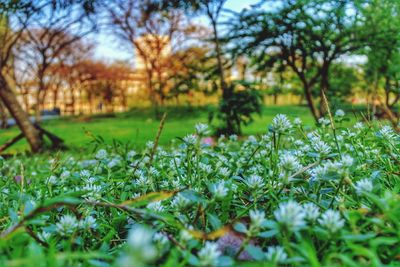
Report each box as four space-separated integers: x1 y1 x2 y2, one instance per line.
54 57 132 115
362 0 400 126
48 41 95 114
0 1 45 152
16 3 96 122
327 63 360 108
106 0 196 117
230 0 369 121
168 46 217 105
0 0 95 152
213 80 262 135
165 0 263 134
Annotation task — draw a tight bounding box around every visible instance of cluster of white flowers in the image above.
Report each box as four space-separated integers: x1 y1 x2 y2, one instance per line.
354 178 373 195
249 209 266 230
312 139 332 156
95 149 108 160
272 114 292 133
274 201 306 232
195 123 210 136
197 242 221 267
3 113 399 266
56 214 98 236
278 152 302 172
335 109 345 117
378 125 398 143
265 246 288 264
171 193 191 209
318 117 331 126
302 203 320 221
56 215 79 236
246 174 265 189
183 134 198 145
318 210 345 234
210 181 229 199
118 225 158 267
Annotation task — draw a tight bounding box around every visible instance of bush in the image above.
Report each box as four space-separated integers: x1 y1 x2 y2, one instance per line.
211 80 262 136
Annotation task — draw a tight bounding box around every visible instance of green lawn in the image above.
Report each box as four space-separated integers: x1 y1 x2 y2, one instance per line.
0 105 323 153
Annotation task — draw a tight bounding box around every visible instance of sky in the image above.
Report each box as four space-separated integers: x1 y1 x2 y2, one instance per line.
93 0 262 62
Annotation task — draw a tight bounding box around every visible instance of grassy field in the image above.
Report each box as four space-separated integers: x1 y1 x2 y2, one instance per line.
0 105 348 153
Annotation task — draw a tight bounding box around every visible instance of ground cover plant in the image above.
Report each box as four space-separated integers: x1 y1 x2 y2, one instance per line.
0 111 399 266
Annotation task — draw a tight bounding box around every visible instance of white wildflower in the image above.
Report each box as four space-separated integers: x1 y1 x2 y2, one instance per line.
229 134 238 141
379 126 396 141
127 225 157 261
146 141 154 150
279 153 301 172
107 157 121 168
153 232 169 247
335 109 345 117
265 246 288 264
80 215 97 229
247 135 258 144
302 203 320 221
218 167 230 177
180 226 194 242
95 149 108 160
341 154 354 168
312 140 331 156
249 210 266 229
127 150 137 160
318 117 331 126
47 175 58 185
274 201 306 232
354 122 364 131
60 170 70 180
210 181 229 199
355 178 373 195
80 170 91 178
195 123 210 136
293 117 302 126
318 210 344 234
198 242 221 267
56 215 79 236
183 134 197 145
147 201 164 212
38 231 52 242
272 114 292 133
246 175 265 189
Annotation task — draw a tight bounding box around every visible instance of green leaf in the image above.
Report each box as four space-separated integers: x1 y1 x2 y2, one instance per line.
217 256 234 267
208 213 222 230
233 222 247 234
342 233 376 242
245 245 264 261
258 229 278 238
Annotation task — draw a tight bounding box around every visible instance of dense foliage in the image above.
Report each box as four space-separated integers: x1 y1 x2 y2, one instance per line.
1 112 400 266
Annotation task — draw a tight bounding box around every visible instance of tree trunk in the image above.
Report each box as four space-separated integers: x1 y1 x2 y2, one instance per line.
0 101 8 129
35 88 44 123
384 75 391 108
319 65 330 117
302 81 319 122
211 19 228 95
211 19 237 134
0 75 44 152
53 88 59 109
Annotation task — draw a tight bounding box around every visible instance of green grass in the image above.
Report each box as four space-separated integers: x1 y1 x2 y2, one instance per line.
0 105 320 153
